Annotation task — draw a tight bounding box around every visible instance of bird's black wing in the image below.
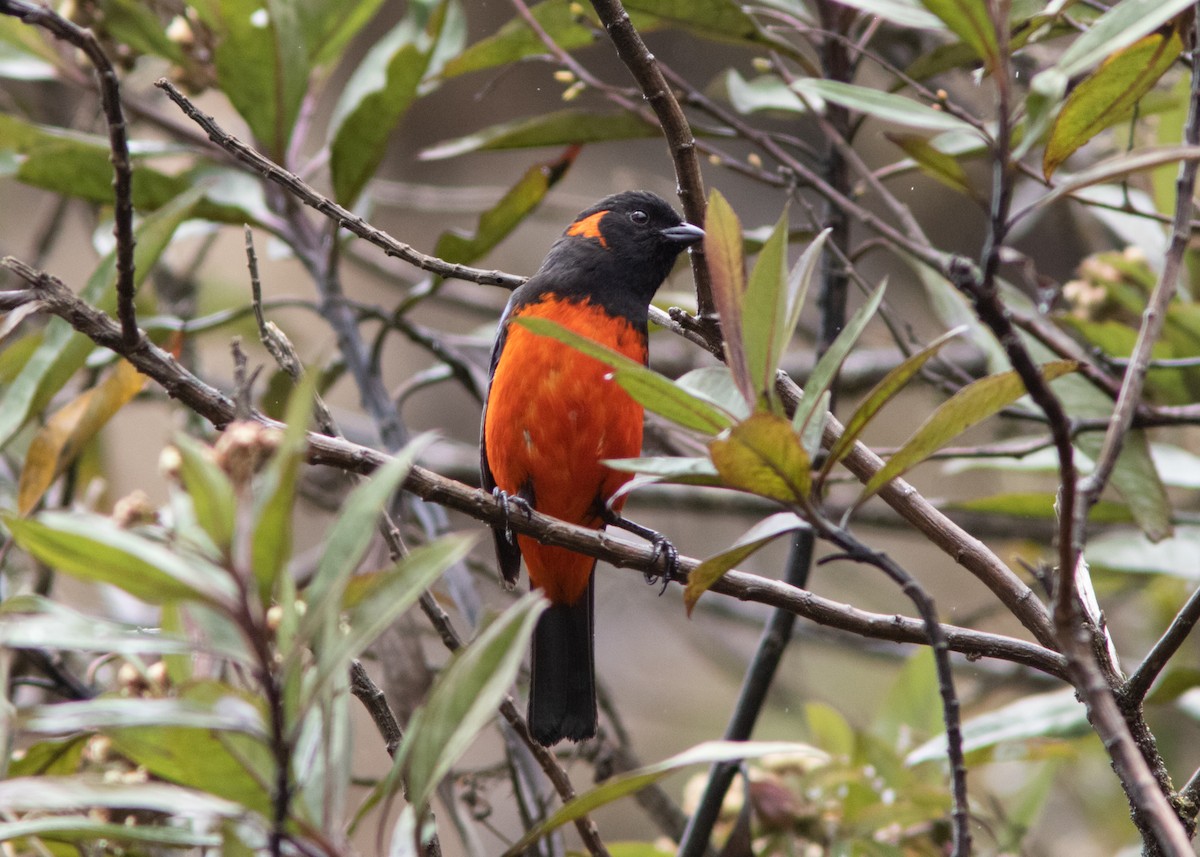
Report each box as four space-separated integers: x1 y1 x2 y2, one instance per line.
481 301 524 587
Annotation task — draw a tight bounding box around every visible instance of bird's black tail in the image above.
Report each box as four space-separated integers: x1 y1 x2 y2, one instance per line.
528 577 596 745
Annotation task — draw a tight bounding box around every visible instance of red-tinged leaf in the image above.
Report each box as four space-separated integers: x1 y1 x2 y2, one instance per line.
920 0 999 71
1044 31 1182 179
709 413 811 505
821 327 966 481
684 512 807 614
17 359 145 515
858 360 1078 503
704 189 753 406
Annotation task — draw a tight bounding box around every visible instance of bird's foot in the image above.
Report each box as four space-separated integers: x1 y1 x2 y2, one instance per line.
603 511 679 594
493 487 533 545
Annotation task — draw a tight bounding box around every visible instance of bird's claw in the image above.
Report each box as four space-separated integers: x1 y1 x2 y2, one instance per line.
644 533 679 595
492 487 533 545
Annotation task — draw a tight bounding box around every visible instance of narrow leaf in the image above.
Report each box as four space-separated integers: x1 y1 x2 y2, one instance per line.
704 189 753 406
502 741 811 856
1051 0 1194 81
0 817 220 848
791 79 979 135
822 0 945 29
420 110 657 160
920 0 999 70
793 280 887 434
684 513 807 614
400 592 546 814
822 326 966 479
174 434 236 552
859 360 1078 502
741 208 790 407
6 512 237 607
887 133 976 197
0 777 242 817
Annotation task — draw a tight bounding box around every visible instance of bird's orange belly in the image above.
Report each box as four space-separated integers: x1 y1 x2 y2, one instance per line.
485 297 647 604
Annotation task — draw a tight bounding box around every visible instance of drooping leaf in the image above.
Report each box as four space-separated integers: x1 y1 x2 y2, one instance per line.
0 187 202 450
919 0 999 70
793 281 887 438
704 189 753 406
821 326 966 479
20 697 264 737
514 317 733 434
329 0 458 205
684 512 807 614
0 776 243 817
17 358 144 515
887 134 977 197
433 147 579 266
502 741 811 856
790 79 980 135
725 70 807 115
399 592 547 815
0 817 220 848
1044 31 1182 179
858 361 1078 502
5 512 238 608
710 413 811 504
420 110 657 160
201 0 309 158
823 0 945 28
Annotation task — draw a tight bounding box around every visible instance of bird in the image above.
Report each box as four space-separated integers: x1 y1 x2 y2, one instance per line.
480 190 704 746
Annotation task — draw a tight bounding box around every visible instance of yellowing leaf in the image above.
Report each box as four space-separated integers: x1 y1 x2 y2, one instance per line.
858 360 1078 503
709 413 810 505
684 512 807 614
1044 32 1182 179
18 359 145 515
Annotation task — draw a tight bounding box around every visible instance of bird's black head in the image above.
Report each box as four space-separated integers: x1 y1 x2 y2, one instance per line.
526 190 704 319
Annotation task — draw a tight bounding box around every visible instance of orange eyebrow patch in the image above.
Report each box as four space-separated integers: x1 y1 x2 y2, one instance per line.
565 210 609 247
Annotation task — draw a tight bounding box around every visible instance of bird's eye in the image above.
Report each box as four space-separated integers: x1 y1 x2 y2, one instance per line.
629 210 649 225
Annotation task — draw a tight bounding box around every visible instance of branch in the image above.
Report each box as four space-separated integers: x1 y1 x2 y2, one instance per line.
587 0 713 316
1 0 137 346
0 255 1067 681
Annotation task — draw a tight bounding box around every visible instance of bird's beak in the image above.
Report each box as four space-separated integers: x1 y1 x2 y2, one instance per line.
660 222 705 246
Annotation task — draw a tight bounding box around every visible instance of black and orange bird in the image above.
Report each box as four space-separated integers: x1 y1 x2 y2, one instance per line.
481 190 704 746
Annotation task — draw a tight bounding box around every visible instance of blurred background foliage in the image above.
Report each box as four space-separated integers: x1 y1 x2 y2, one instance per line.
2 0 1200 855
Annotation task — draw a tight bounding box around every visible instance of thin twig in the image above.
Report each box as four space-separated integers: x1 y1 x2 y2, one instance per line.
1123 584 1200 705
1 0 137 345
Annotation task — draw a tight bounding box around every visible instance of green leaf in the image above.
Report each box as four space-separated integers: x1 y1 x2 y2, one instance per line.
741 208 791 407
823 0 945 28
874 649 943 744
907 689 1088 766
174 434 236 553
675 366 750 421
0 186 203 450
822 326 966 479
793 280 887 438
710 413 811 504
329 0 455 205
433 148 578 266
400 592 547 815
514 317 733 435
919 0 999 70
6 512 237 607
0 817 220 848
251 374 317 603
858 360 1078 503
314 535 475 693
502 741 810 856
684 512 807 614
21 697 264 737
1085 527 1200 578
300 435 435 641
949 492 1133 523
303 0 391 67
704 189 752 406
98 0 188 63
1044 32 1181 179
887 133 977 197
420 110 657 160
725 70 807 115
205 0 310 158
624 0 771 45
443 1 657 78
1049 0 1194 81
780 230 828 368
0 776 243 817
790 79 980 135
601 456 722 486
